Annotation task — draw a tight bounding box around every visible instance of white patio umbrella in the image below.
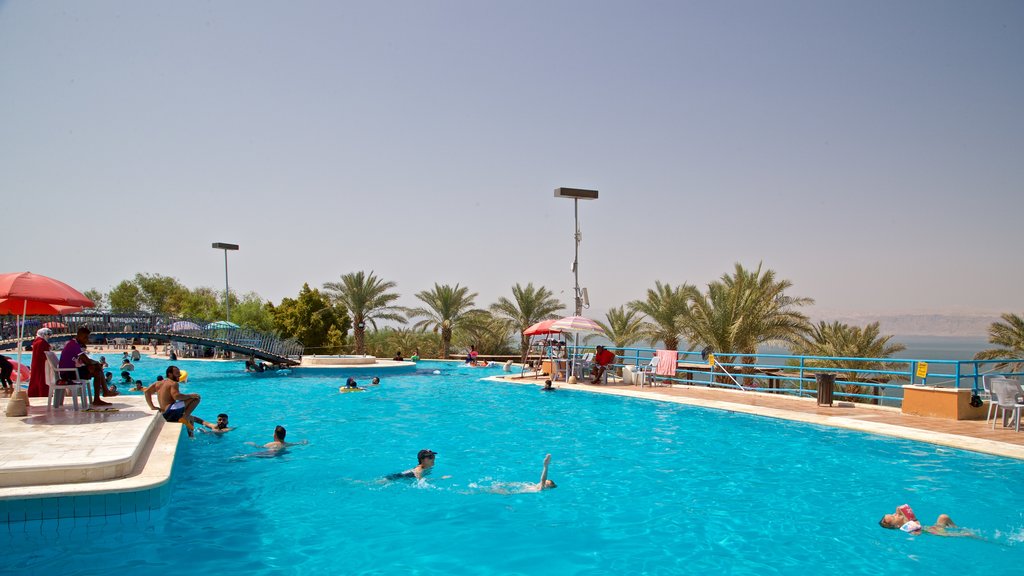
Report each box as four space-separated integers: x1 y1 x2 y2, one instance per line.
549 316 606 382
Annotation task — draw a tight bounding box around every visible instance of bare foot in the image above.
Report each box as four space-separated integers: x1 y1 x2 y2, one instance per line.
92 399 112 406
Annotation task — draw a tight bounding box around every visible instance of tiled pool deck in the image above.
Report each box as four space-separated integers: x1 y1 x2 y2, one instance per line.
2 375 1023 524
0 395 181 523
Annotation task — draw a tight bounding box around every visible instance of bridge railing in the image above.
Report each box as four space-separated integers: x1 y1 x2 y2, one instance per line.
0 312 303 360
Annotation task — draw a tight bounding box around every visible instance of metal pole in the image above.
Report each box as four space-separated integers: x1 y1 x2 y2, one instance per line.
223 249 230 322
574 197 582 316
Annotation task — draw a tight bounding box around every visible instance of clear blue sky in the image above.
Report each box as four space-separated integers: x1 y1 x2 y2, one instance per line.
2 1 1021 318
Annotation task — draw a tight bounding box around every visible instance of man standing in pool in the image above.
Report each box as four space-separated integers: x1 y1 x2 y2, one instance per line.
386 449 439 480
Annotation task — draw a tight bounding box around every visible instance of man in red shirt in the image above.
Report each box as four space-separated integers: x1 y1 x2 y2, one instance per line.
591 345 616 384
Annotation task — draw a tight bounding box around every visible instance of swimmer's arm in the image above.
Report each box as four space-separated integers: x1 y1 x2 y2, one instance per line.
538 454 551 490
283 440 308 447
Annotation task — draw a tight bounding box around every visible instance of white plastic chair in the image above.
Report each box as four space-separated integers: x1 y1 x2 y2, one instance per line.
981 375 1001 424
44 351 86 410
990 377 1024 432
637 355 660 387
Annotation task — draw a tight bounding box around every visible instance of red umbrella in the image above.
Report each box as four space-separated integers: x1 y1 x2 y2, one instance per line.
523 319 562 336
0 272 94 387
0 299 84 315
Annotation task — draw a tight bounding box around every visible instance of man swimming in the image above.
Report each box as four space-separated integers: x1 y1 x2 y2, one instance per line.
199 413 233 434
386 449 438 480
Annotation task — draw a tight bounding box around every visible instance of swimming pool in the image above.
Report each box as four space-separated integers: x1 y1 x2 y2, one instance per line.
5 359 1024 574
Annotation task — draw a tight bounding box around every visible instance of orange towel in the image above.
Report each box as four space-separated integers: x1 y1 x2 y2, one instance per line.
655 350 678 376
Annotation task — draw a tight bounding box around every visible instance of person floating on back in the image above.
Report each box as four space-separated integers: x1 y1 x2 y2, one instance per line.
878 504 974 537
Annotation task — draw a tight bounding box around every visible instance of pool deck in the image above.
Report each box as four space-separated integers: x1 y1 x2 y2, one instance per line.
493 373 1024 460
0 395 179 503
2 372 1023 510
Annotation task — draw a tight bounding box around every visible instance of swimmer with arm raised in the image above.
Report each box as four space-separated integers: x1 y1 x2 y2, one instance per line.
488 454 557 494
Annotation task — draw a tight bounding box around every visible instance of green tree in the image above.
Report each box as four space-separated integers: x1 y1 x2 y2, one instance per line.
323 271 406 355
628 281 697 351
231 292 275 332
325 325 346 354
83 288 105 309
792 321 906 403
408 283 480 359
586 306 646 353
108 280 143 312
680 263 813 361
974 313 1024 372
133 273 189 316
272 283 351 351
177 287 222 321
490 283 564 361
455 310 516 356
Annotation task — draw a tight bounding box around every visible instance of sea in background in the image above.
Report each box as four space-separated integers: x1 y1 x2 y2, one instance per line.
580 335 992 362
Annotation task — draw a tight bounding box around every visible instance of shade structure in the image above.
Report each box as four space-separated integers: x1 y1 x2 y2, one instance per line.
523 319 562 336
0 298 84 316
0 272 94 393
0 272 95 308
170 321 202 332
550 316 606 382
205 320 240 330
550 315 605 334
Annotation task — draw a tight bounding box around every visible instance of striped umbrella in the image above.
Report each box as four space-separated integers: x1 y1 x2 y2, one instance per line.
550 315 605 334
550 316 605 381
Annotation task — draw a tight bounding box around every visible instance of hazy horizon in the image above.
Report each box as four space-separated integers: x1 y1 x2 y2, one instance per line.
3 2 1022 319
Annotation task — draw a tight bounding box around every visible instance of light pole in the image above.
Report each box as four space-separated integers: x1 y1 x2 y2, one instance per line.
211 242 239 322
554 188 598 315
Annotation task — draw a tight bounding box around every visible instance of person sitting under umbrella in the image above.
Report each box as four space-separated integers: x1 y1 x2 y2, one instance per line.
59 326 119 406
590 345 616 384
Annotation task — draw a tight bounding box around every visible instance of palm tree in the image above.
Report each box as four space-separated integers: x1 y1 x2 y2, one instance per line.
490 283 565 361
586 306 646 354
407 283 480 358
793 321 906 403
974 313 1024 372
455 310 517 356
680 263 813 361
627 281 697 351
323 271 406 355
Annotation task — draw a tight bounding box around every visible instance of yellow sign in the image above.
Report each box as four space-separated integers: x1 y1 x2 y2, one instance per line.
707 353 716 366
915 362 928 379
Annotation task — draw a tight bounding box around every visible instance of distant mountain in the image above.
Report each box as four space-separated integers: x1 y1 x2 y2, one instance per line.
809 312 999 338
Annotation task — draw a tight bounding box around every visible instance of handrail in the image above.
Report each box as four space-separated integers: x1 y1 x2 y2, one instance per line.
0 311 303 364
537 343 1024 407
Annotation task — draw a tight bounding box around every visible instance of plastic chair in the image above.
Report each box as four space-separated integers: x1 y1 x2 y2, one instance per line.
637 355 660 387
981 374 1001 424
990 377 1024 432
44 351 85 410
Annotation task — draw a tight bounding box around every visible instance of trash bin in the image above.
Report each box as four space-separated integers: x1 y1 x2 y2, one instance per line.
816 373 835 406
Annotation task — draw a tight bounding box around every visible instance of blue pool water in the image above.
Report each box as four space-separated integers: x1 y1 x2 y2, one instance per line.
5 358 1024 574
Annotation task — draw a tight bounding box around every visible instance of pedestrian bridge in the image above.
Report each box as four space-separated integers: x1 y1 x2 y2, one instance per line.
0 312 303 365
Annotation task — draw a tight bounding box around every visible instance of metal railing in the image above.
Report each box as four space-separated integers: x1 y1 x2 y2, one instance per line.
546 344 1024 406
0 311 303 363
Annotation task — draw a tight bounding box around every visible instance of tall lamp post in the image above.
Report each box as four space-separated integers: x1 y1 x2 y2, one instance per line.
554 188 598 315
211 242 239 322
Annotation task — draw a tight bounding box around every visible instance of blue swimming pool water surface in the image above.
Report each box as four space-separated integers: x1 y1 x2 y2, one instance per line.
6 359 1024 575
